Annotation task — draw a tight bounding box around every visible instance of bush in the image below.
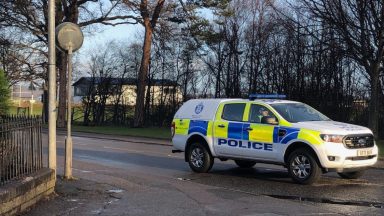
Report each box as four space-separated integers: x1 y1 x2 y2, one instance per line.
0 69 10 115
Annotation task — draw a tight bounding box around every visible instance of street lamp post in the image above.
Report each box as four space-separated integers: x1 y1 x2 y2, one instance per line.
55 22 84 179
65 44 73 179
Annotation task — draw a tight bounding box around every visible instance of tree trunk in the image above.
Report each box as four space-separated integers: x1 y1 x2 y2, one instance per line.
145 63 152 125
134 21 153 127
57 52 67 128
368 63 380 137
42 88 48 123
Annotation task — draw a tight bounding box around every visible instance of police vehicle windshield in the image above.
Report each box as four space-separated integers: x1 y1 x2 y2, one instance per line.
270 103 330 123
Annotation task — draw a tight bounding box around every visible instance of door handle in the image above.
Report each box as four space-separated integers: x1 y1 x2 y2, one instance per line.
244 127 253 131
278 129 286 137
218 124 225 128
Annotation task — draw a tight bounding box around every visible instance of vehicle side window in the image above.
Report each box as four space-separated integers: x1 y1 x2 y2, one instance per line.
222 103 246 122
249 104 277 124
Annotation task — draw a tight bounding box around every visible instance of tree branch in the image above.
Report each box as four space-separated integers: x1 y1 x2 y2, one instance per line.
79 15 140 26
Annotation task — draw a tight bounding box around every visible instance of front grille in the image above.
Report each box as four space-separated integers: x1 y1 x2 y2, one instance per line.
345 155 376 161
343 134 374 149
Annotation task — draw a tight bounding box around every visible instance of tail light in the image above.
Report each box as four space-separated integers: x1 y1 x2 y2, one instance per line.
171 122 176 137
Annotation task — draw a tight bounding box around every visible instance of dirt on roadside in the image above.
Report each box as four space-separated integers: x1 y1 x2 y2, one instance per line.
23 176 125 216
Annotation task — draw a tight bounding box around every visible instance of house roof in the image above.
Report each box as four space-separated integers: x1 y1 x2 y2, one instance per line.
73 77 178 87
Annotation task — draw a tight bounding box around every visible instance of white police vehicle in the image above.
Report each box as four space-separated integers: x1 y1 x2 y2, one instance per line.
171 94 379 184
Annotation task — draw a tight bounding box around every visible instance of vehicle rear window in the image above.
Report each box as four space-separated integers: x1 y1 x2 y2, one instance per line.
222 103 246 121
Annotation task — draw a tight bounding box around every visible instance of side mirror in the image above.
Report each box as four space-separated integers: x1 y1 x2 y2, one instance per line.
261 116 278 125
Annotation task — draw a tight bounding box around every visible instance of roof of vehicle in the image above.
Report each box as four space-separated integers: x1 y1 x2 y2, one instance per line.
186 98 301 105
253 99 300 105
174 98 301 120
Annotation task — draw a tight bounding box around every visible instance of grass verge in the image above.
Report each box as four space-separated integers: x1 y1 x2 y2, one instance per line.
71 125 171 140
9 104 43 116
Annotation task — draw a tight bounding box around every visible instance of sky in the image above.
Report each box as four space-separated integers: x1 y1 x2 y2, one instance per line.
79 0 144 54
81 23 143 55
72 23 144 79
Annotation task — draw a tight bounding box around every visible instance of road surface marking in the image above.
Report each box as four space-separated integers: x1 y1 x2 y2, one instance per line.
73 168 93 173
103 146 143 153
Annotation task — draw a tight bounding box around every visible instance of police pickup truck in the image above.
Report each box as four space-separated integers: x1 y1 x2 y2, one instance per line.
171 95 378 184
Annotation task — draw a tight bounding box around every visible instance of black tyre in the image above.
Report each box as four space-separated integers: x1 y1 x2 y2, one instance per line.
288 148 321 185
337 170 365 179
234 160 256 168
187 142 214 173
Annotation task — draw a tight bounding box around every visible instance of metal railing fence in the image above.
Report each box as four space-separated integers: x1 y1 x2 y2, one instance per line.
0 116 43 185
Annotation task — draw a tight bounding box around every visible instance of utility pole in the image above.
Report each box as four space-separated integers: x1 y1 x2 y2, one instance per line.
48 0 57 175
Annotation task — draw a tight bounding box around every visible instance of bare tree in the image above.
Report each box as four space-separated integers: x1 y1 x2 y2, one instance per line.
0 0 138 125
298 0 384 136
123 0 166 127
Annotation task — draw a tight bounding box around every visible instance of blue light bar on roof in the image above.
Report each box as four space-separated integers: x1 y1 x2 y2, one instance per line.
249 94 286 100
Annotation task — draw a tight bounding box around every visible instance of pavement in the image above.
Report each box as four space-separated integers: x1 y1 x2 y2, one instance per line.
24 166 384 216
22 131 384 216
25 167 353 216
23 174 339 216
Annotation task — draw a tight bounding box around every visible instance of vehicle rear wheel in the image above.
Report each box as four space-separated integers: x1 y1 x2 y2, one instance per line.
288 148 321 185
337 170 365 179
234 160 256 168
187 142 214 173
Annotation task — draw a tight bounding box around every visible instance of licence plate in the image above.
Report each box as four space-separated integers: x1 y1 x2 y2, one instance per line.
357 149 372 156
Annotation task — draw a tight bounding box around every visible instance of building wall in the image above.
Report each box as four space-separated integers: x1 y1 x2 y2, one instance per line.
74 84 183 106
10 85 44 107
120 85 183 106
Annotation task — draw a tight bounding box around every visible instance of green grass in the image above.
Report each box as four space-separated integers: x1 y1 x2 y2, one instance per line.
72 125 171 140
9 104 43 116
72 106 85 123
377 140 384 157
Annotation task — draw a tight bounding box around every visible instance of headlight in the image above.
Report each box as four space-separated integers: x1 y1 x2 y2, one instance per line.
320 134 344 143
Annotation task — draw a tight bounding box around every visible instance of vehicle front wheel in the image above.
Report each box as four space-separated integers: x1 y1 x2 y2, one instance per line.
187 142 214 173
337 171 365 179
234 160 256 168
287 148 321 185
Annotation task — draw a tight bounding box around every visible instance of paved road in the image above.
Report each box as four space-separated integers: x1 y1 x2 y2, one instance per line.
40 132 384 215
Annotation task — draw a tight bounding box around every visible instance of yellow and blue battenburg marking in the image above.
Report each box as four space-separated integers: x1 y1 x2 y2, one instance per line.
273 127 301 144
227 123 243 139
242 123 251 140
175 118 321 146
188 120 209 136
